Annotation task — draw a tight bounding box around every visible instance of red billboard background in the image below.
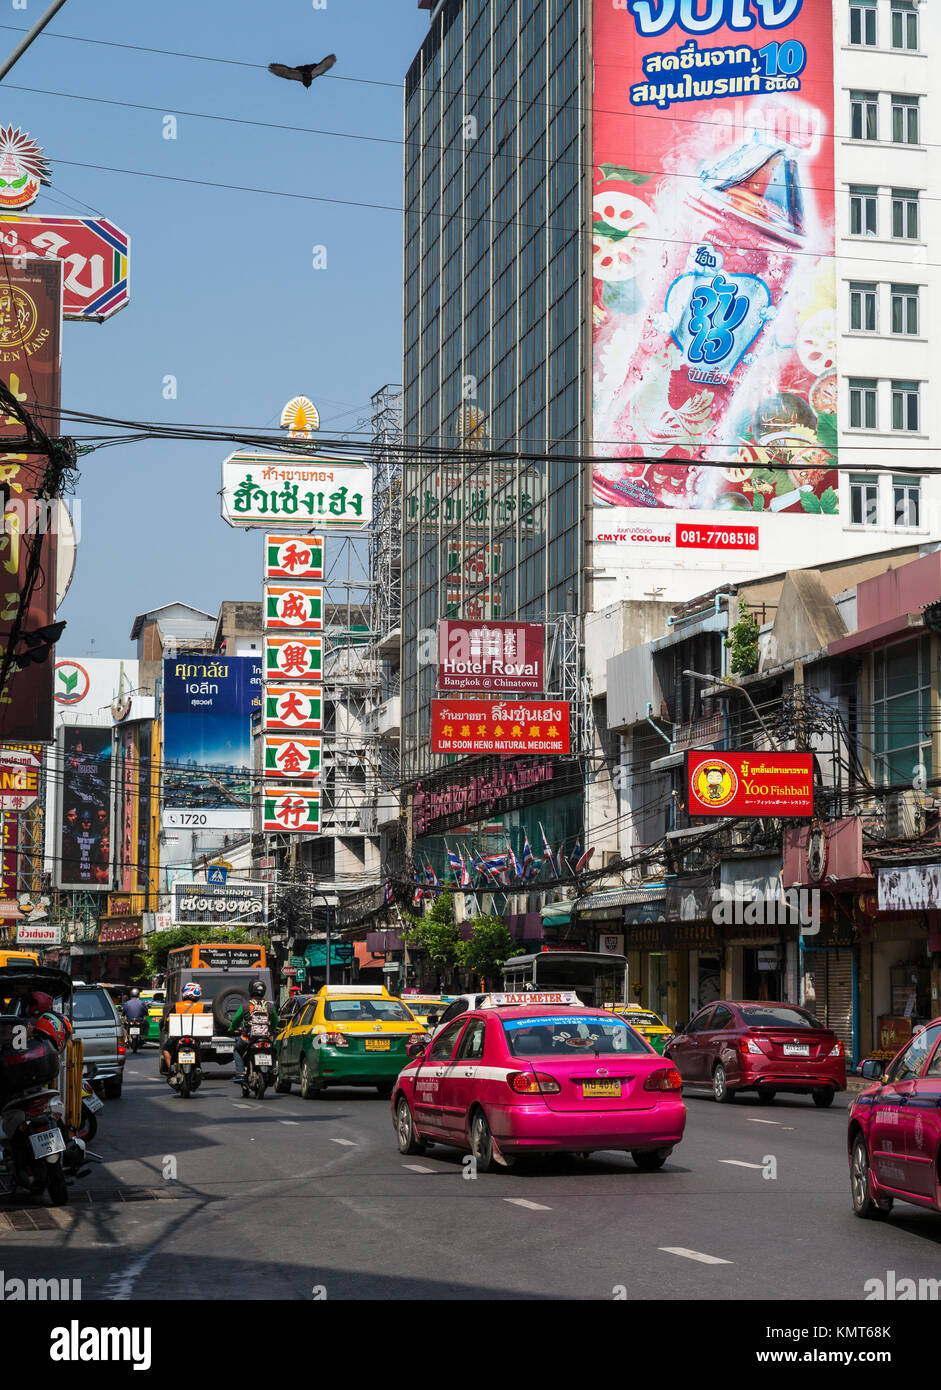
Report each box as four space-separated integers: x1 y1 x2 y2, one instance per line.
438 620 544 692
687 750 814 818
592 0 837 515
431 700 570 755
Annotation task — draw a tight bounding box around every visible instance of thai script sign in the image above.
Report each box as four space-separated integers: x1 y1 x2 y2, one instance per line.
412 760 563 836
437 621 544 693
171 879 268 927
0 214 130 320
221 452 372 530
592 0 837 514
686 750 814 817
431 700 570 755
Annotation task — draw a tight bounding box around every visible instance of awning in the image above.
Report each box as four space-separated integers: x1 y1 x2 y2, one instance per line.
540 901 573 923
578 884 666 911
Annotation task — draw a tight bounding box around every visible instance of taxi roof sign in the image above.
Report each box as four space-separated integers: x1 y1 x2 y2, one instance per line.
487 991 582 1008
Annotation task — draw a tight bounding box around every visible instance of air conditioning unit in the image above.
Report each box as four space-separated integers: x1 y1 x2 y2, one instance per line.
885 790 925 839
602 850 620 869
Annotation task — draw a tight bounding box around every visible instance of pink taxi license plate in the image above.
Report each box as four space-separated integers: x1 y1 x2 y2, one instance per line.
581 1080 621 1098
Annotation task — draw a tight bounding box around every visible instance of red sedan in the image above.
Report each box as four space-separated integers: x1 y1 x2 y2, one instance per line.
849 1019 941 1219
665 1000 846 1106
391 999 686 1172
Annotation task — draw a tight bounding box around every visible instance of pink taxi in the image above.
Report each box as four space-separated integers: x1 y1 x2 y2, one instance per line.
391 992 686 1172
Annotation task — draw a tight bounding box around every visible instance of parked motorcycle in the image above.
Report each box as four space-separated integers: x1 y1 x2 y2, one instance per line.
165 1031 202 1098
75 1077 104 1144
241 1030 274 1100
0 964 95 1206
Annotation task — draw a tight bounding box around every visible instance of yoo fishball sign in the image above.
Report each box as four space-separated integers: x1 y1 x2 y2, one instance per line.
686 751 814 819
221 452 372 531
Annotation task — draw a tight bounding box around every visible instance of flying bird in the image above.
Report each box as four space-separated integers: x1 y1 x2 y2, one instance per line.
268 55 336 88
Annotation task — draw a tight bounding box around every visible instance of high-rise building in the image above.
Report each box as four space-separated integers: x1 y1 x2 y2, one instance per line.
401 0 939 939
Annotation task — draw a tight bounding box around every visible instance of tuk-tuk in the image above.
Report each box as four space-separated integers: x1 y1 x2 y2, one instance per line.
0 963 88 1203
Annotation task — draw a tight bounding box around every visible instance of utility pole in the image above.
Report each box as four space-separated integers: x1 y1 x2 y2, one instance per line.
0 0 70 82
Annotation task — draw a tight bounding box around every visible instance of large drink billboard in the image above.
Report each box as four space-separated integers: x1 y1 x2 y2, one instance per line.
162 657 262 829
592 0 837 518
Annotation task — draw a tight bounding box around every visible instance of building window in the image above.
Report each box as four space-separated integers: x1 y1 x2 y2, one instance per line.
850 185 878 236
871 637 931 785
893 475 921 525
891 283 919 336
850 0 877 45
849 282 877 332
850 475 880 526
891 380 920 432
892 189 919 240
891 1 918 50
851 91 879 140
891 94 920 145
849 378 878 429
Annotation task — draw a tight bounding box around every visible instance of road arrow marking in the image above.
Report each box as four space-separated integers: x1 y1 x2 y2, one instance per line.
504 1197 551 1211
659 1247 732 1265
330 1137 357 1146
719 1159 764 1169
281 1120 300 1126
403 1163 435 1173
747 1118 781 1125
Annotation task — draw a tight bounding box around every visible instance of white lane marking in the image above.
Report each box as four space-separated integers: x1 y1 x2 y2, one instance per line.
103 1245 161 1300
330 1137 357 1147
233 1103 255 1110
281 1120 300 1126
719 1159 765 1170
659 1247 732 1265
403 1163 435 1173
504 1197 551 1211
748 1118 781 1125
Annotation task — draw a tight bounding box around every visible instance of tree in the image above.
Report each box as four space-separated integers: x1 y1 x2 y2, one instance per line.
401 893 462 985
136 924 258 983
459 913 515 987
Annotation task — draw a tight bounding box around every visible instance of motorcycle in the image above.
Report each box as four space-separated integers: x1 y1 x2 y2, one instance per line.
241 1029 274 1100
126 1020 143 1053
0 963 96 1206
165 1032 202 1098
75 1078 104 1144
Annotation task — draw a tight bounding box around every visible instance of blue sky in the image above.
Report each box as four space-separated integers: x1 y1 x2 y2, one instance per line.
1 0 428 655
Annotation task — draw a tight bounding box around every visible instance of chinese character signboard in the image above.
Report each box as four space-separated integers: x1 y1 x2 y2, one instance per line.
0 214 130 320
686 751 814 819
162 657 261 830
437 621 544 693
263 685 322 732
264 534 324 581
55 726 112 890
263 735 322 779
261 786 321 834
430 700 570 755
221 452 372 530
263 585 323 631
264 635 323 682
0 259 62 743
0 746 40 810
592 0 837 516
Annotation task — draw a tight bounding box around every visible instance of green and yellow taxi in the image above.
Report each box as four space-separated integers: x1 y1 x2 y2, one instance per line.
274 985 428 1099
140 989 166 1044
617 1006 674 1055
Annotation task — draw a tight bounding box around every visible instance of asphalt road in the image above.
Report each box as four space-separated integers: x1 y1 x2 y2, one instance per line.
4 1058 941 1301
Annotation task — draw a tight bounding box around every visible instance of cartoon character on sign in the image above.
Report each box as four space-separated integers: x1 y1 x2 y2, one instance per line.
0 127 49 210
692 758 738 809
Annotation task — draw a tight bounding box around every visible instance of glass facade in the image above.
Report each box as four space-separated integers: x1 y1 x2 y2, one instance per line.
402 0 587 784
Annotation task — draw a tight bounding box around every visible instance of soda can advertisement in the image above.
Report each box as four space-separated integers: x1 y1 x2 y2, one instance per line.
592 0 837 518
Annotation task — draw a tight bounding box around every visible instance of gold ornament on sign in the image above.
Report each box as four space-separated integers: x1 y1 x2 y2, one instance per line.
280 397 320 439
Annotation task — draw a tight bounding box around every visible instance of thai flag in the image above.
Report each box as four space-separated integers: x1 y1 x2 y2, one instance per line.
540 826 558 877
383 881 394 905
447 846 463 883
506 840 523 881
424 861 439 889
411 885 424 907
483 853 507 879
521 834 535 879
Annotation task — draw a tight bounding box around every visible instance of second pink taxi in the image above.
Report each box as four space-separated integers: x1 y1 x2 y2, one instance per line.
391 992 686 1171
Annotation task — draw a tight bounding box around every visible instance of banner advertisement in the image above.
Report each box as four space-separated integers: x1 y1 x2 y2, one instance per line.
437 621 545 693
17 922 60 945
56 726 113 889
592 0 837 517
171 879 268 928
264 534 324 581
0 214 129 320
221 453 372 530
878 865 941 914
162 657 262 830
431 700 570 755
117 724 137 893
0 259 62 742
686 750 814 818
0 745 41 810
137 722 152 903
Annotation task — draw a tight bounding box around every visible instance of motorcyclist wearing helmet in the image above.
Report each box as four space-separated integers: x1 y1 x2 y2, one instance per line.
122 987 147 1025
229 980 278 1082
161 981 203 1072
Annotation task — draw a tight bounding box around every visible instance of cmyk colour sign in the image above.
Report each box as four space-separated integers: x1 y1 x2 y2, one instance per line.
686 751 814 819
